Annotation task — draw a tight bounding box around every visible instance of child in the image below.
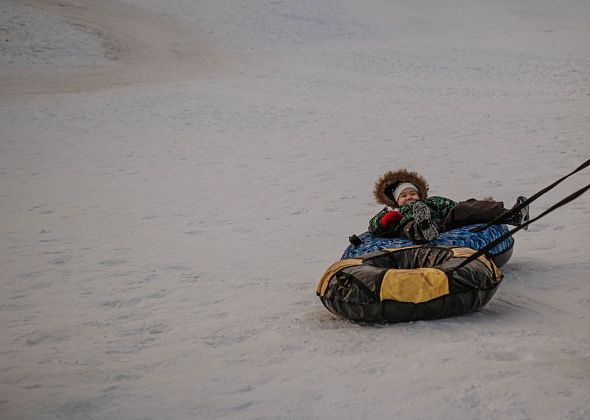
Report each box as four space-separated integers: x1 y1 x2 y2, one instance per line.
369 169 527 242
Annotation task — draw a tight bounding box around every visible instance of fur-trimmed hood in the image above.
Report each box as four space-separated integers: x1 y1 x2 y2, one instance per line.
373 169 429 207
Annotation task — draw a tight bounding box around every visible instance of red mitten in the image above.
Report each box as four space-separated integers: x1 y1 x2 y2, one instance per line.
381 210 403 227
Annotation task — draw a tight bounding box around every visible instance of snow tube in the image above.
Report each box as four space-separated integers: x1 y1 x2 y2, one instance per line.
342 223 514 267
317 245 502 323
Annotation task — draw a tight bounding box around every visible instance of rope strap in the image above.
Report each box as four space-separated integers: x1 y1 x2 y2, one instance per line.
452 182 590 272
471 158 590 232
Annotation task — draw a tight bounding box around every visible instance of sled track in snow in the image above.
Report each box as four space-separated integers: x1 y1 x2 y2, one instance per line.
1 0 228 95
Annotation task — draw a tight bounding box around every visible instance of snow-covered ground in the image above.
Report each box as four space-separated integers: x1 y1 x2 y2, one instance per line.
1 0 589 418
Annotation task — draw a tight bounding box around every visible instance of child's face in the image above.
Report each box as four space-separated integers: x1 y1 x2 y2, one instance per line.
397 188 420 206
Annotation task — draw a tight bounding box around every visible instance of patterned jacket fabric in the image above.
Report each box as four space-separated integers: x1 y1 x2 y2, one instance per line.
368 196 457 237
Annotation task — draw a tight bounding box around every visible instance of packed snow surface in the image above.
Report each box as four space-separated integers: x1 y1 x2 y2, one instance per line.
1 0 589 419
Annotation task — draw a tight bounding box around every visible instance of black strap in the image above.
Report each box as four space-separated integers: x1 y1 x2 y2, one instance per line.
452 182 590 272
471 158 590 232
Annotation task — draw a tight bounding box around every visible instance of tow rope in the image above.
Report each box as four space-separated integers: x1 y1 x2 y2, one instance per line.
452 161 589 272
471 158 590 232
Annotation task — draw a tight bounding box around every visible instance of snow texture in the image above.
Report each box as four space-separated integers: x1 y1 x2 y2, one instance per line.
1 0 589 419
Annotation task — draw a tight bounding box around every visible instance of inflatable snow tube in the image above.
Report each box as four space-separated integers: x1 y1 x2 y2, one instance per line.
342 223 514 267
317 245 502 323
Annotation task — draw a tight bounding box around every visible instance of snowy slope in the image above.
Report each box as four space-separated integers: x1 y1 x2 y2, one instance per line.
1 0 589 419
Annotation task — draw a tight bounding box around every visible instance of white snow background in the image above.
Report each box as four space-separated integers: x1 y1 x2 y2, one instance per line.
1 0 590 419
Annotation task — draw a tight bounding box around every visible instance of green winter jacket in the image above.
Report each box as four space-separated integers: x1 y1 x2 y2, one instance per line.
368 196 457 237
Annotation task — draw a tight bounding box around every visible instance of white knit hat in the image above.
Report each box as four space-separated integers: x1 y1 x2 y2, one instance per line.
392 182 419 203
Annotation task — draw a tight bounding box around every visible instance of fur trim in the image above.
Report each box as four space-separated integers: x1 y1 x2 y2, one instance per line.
373 169 429 207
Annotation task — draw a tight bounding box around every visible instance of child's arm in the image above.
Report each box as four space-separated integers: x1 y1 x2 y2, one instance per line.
368 207 403 237
426 196 457 220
